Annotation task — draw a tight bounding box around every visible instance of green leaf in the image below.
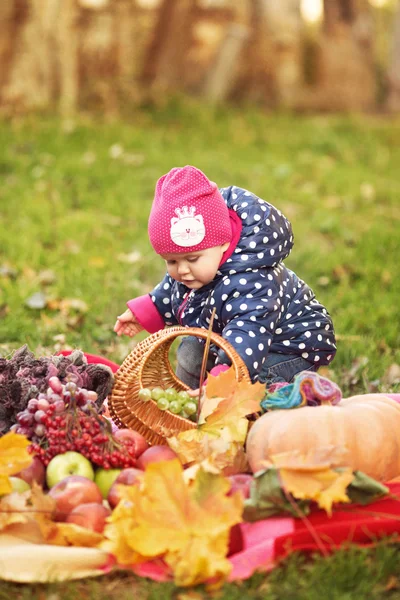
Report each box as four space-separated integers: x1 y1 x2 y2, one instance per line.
344 470 389 506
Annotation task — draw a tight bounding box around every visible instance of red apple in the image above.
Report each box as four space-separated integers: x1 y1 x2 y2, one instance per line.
66 502 111 533
47 475 103 521
227 474 253 500
107 467 144 509
136 445 178 470
15 456 46 487
113 428 149 458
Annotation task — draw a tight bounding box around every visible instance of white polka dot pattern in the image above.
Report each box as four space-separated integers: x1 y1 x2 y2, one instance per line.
146 185 336 381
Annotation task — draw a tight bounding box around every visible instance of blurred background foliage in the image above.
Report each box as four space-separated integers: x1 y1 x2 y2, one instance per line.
0 0 400 116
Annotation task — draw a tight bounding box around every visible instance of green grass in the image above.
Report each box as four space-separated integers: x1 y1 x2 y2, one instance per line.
1 544 400 599
1 100 400 596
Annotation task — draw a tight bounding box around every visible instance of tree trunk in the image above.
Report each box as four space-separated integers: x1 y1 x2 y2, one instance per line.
141 0 198 93
386 0 400 113
307 0 376 111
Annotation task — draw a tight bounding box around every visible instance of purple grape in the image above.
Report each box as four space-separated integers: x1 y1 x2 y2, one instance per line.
54 400 65 413
9 424 19 432
17 411 34 427
27 399 39 413
16 426 31 437
34 410 46 423
87 390 98 402
62 391 71 403
37 398 50 411
64 381 77 395
47 393 62 404
75 389 88 406
48 376 63 394
34 424 46 437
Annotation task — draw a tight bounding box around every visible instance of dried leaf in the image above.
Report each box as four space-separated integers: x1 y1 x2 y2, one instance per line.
117 251 142 264
0 433 33 492
50 523 104 547
200 368 264 438
382 364 400 386
168 430 247 473
25 291 47 310
0 492 31 531
38 269 57 286
168 368 264 470
270 446 350 472
102 459 243 587
88 257 105 268
278 462 353 516
0 483 55 541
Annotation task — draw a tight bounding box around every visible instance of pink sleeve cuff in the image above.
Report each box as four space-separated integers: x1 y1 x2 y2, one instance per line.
202 364 230 387
127 295 165 334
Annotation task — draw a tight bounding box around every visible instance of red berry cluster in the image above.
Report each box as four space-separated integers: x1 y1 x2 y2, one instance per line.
23 377 137 469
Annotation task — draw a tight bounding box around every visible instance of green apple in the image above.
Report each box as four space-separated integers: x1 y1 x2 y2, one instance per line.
94 468 122 499
9 477 31 493
46 451 95 489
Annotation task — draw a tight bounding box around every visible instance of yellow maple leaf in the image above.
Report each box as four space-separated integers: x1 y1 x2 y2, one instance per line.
0 432 32 476
168 369 263 469
0 483 55 541
199 367 265 426
0 433 33 495
271 446 350 472
271 451 354 516
0 491 31 531
102 459 243 587
168 424 248 471
49 523 104 548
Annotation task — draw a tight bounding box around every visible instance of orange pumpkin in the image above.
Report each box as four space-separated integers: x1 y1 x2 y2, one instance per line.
246 394 400 482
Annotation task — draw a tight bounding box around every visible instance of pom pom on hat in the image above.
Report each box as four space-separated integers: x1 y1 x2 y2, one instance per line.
148 165 232 254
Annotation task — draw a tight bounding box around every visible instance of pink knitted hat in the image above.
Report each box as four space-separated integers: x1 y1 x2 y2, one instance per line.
148 166 232 254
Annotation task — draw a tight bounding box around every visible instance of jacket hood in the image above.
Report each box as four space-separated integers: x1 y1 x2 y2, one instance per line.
218 186 294 274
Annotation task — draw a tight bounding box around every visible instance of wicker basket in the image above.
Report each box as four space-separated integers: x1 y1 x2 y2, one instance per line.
107 326 251 446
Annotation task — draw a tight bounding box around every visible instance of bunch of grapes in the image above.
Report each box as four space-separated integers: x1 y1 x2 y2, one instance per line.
12 377 137 469
138 387 199 421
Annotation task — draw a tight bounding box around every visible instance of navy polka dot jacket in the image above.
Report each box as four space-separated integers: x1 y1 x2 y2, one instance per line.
150 186 336 381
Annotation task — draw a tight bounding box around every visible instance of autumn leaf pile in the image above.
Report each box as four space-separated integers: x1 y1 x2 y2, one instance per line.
0 369 391 587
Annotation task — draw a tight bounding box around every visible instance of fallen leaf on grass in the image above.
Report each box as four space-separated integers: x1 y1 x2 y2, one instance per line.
102 459 243 587
382 364 400 386
117 251 142 264
25 291 47 310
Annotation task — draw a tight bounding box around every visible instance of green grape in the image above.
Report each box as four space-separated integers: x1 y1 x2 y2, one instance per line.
157 397 170 411
179 409 190 419
189 413 197 422
177 390 191 403
138 388 152 402
151 387 165 401
183 401 197 416
164 387 177 401
168 400 182 414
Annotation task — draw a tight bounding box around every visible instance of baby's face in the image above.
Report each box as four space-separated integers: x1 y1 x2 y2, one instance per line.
161 243 229 290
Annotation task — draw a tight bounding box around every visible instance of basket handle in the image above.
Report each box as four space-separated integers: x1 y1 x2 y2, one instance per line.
139 325 251 384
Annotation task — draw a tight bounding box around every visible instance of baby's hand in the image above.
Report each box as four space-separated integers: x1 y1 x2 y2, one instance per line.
114 309 144 337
